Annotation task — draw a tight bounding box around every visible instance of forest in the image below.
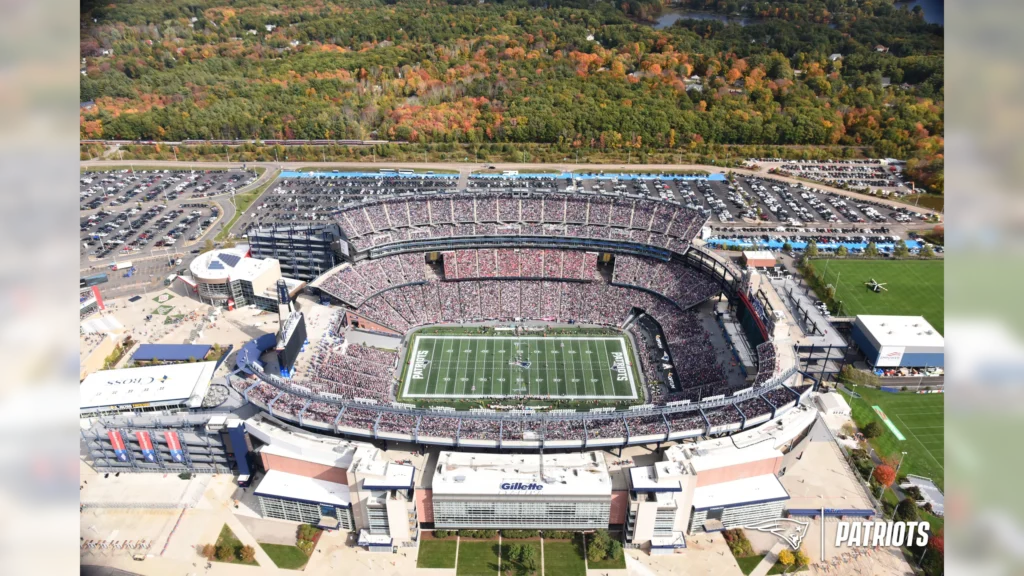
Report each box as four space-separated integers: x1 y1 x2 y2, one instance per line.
80 0 943 191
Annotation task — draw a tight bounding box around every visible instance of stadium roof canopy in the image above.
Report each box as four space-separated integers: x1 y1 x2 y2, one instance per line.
131 343 212 363
80 361 218 413
855 315 944 348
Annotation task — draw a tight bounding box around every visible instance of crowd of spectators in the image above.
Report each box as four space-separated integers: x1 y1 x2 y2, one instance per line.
334 192 708 254
612 255 722 310
441 248 601 281
754 342 778 386
318 253 427 305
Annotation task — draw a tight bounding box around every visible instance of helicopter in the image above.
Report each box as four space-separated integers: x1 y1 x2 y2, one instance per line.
864 278 888 293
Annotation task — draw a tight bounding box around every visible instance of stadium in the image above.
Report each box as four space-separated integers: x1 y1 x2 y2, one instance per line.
228 173 813 449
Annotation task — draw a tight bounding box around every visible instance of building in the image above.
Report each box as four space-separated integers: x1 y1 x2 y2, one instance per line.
740 250 776 268
627 405 818 549
816 391 852 417
189 245 305 311
80 413 245 474
247 224 343 281
851 315 944 368
245 414 418 549
79 361 218 417
427 450 613 530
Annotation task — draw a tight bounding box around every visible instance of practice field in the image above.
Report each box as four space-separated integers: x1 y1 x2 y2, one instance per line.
809 259 944 334
400 331 640 400
844 386 945 490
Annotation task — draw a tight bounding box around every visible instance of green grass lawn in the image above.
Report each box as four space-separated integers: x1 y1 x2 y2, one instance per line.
457 541 501 576
843 386 944 491
588 555 627 570
807 259 944 334
212 524 259 566
259 543 308 569
542 541 586 576
734 555 766 575
417 538 458 569
501 540 542 575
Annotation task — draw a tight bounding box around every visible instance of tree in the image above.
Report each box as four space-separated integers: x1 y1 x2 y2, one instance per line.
865 242 879 257
201 543 216 560
893 239 910 258
202 239 215 253
240 545 256 563
919 244 935 258
216 543 235 562
836 245 848 257
777 549 795 571
794 549 810 568
929 532 944 555
804 240 819 258
862 421 883 438
874 465 896 488
895 498 920 522
782 241 793 252
587 530 611 562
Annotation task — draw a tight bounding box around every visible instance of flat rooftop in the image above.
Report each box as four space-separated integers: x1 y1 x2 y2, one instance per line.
856 315 944 347
356 458 416 489
629 461 690 492
245 413 377 469
432 450 611 497
254 469 351 507
80 361 217 411
670 438 783 474
188 244 253 281
691 474 789 511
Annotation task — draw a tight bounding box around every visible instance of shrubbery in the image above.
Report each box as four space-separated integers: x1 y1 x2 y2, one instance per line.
585 530 623 563
502 530 539 539
723 529 755 558
541 530 575 540
459 529 498 539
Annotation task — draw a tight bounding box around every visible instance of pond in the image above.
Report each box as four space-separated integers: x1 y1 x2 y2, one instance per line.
651 9 757 29
894 0 944 26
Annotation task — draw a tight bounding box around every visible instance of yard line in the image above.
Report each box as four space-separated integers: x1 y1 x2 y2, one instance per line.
895 413 945 471
594 338 612 398
580 339 596 397
566 338 579 397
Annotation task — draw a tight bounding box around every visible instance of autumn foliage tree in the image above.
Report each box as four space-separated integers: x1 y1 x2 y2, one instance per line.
874 465 896 488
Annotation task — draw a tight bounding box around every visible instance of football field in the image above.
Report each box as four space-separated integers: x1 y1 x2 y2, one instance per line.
401 333 639 400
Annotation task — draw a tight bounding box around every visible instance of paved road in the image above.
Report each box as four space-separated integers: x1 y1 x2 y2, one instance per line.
80 160 942 218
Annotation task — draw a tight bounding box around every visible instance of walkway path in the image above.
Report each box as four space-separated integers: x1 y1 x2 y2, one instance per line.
749 541 785 576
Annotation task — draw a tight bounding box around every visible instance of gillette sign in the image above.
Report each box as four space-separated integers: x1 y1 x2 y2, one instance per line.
836 521 929 548
500 482 544 491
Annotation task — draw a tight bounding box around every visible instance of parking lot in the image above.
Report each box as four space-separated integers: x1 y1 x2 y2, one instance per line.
746 158 913 194
80 169 257 262
228 170 926 235
233 171 460 230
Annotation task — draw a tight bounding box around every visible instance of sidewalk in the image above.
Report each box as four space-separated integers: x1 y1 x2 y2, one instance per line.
749 542 785 576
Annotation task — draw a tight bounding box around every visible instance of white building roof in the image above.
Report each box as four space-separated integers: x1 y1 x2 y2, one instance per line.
681 439 783 474
630 460 690 492
356 458 416 489
245 413 375 469
817 392 851 413
691 474 789 510
857 315 944 347
188 245 253 281
432 450 611 497
742 250 775 261
254 469 351 507
80 361 217 411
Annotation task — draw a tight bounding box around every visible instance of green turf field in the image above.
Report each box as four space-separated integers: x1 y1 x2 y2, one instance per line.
808 259 944 334
400 331 640 400
843 386 945 490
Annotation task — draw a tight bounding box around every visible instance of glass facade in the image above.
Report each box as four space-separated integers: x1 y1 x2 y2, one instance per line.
258 495 354 530
433 495 610 529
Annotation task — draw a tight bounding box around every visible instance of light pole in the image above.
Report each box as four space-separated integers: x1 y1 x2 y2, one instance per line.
896 451 908 474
